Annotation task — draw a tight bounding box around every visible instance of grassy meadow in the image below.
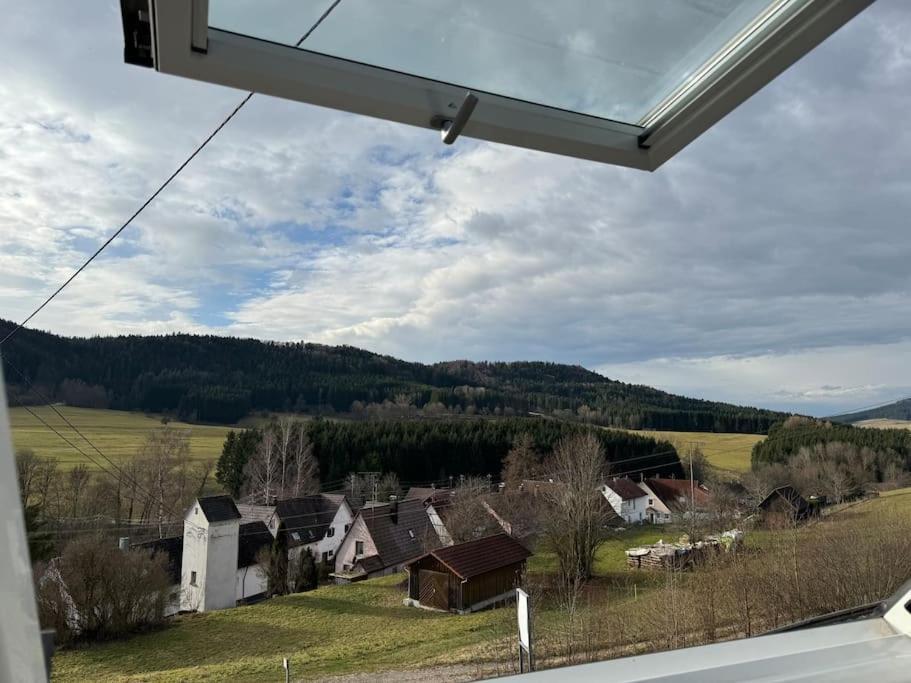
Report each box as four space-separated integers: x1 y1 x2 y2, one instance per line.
626 429 764 474
52 488 911 682
10 406 235 469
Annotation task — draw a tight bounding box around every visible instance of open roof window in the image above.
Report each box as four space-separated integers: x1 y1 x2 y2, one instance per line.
121 0 872 171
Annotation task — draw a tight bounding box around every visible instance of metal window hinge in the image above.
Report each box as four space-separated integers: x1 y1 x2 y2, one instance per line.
430 92 478 145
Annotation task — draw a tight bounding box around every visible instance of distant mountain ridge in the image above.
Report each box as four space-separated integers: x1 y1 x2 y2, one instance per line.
0 320 787 433
829 398 911 424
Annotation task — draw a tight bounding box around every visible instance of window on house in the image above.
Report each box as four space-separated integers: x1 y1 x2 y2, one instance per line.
322 551 329 563
355 540 364 556
344 523 351 533
291 532 300 541
190 571 197 586
648 498 653 505
194 506 199 516
326 527 335 537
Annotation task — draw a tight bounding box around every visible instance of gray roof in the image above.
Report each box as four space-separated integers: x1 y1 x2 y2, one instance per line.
198 495 241 522
236 503 275 525
273 494 345 547
360 498 440 572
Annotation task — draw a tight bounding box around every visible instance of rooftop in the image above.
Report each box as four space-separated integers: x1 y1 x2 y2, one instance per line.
414 533 531 580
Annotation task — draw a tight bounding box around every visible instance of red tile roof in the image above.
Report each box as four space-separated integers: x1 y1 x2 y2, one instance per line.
646 478 712 509
411 533 531 580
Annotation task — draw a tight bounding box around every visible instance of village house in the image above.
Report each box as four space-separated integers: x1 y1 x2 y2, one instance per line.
639 478 713 523
602 478 650 524
333 498 448 583
180 495 273 612
237 494 354 570
404 533 531 614
405 486 454 545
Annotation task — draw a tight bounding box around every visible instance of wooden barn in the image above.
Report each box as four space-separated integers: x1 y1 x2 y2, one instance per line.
404 534 531 614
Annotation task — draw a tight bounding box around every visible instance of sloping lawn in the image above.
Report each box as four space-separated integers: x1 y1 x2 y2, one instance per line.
52 575 513 682
11 406 235 469
624 429 764 475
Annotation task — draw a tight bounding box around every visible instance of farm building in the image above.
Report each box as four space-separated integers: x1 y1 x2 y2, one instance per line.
759 485 812 527
405 533 531 614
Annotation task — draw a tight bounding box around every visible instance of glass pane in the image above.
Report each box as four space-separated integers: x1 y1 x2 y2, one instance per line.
210 0 778 124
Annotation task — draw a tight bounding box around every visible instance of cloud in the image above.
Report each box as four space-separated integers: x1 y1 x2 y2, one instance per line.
1 1 910 416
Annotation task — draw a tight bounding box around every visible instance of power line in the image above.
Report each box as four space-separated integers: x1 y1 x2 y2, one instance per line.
0 0 343 348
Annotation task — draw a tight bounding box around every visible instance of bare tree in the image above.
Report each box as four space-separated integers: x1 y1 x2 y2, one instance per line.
195 459 215 497
376 472 402 502
245 428 280 504
445 476 499 543
66 465 92 518
290 423 319 497
501 433 539 487
541 433 611 583
138 427 191 537
35 537 171 644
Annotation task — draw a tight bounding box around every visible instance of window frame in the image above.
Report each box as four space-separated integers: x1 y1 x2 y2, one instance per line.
126 0 874 172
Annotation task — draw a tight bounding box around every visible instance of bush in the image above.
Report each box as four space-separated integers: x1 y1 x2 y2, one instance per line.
36 536 172 644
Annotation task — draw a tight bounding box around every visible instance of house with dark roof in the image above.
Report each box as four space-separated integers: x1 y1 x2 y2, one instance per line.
759 485 813 527
332 498 448 583
602 478 650 524
237 494 354 568
180 495 272 612
404 534 531 614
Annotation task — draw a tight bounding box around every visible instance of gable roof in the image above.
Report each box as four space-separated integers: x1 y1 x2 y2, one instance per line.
645 478 712 511
236 503 275 525
413 533 531 580
133 536 182 584
198 495 241 523
360 498 440 570
273 494 345 547
759 485 810 514
605 478 647 501
238 521 273 568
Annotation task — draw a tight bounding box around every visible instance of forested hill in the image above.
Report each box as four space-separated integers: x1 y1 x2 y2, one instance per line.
828 398 911 424
0 321 786 432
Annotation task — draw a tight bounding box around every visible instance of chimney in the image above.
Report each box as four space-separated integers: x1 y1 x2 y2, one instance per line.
389 496 399 524
118 537 130 552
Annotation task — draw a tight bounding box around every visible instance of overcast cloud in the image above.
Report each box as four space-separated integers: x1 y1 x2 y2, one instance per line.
1 0 910 417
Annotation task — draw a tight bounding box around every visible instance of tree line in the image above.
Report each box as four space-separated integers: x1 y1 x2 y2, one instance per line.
751 416 911 467
1 321 786 432
215 417 683 493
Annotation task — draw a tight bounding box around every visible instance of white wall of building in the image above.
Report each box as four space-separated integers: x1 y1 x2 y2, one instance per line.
180 503 240 612
638 483 673 524
601 486 650 524
235 564 267 602
426 504 453 546
334 515 377 573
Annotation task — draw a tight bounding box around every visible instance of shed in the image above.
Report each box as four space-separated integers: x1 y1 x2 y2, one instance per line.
758 485 812 526
404 533 531 614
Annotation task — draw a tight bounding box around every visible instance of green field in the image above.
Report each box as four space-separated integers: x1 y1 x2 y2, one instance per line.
10 407 235 469
628 429 764 474
52 574 514 682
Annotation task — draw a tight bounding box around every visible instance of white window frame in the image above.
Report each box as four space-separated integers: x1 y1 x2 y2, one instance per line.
131 0 873 172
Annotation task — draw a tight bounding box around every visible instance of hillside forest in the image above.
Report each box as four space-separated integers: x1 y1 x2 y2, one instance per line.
1 322 786 433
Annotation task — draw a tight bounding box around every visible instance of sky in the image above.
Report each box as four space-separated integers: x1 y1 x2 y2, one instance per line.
1 1 910 418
